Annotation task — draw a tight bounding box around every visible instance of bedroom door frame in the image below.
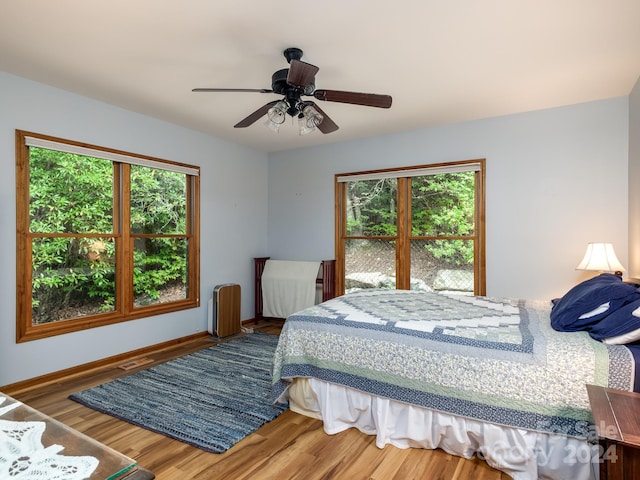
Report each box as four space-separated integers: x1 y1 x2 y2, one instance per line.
334 159 486 296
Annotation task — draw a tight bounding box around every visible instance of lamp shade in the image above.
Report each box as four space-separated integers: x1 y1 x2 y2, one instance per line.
298 105 324 135
576 243 625 273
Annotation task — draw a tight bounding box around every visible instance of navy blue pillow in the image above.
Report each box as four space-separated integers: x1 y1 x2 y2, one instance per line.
589 298 640 341
550 274 640 332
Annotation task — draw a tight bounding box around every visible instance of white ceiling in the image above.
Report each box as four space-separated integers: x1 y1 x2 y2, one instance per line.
1 0 639 153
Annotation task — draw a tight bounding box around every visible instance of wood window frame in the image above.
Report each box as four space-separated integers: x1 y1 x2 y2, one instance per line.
334 159 485 296
15 130 200 342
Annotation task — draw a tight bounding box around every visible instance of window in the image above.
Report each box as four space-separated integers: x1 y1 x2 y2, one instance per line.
335 160 485 296
15 130 200 342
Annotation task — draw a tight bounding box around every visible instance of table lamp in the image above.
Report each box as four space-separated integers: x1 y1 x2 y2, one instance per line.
576 242 625 276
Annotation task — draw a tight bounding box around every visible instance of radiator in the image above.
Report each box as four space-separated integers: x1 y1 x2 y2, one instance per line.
208 283 241 337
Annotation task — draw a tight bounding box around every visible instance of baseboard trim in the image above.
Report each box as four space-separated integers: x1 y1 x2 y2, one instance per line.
1 331 209 395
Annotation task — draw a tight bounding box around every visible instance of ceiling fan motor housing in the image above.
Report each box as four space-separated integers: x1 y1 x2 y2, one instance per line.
271 68 315 116
271 69 289 94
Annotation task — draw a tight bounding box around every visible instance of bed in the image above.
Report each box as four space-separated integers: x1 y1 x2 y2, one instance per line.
272 275 640 480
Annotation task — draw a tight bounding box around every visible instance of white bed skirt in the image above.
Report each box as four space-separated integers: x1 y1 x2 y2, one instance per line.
285 378 598 480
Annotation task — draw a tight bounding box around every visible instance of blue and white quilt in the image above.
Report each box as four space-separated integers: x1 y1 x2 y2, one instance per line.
272 289 636 438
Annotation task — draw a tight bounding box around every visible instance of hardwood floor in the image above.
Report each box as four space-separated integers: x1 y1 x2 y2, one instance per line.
7 321 510 480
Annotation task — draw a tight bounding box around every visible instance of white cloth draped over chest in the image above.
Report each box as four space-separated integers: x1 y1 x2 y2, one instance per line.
261 260 320 318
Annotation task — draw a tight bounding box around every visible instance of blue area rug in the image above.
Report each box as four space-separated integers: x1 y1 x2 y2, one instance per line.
70 332 287 453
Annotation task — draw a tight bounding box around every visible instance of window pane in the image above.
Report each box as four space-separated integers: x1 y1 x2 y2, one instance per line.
29 147 113 234
345 238 396 292
410 239 474 294
130 165 187 234
18 130 200 342
345 178 397 236
133 238 188 307
32 237 116 325
411 172 475 236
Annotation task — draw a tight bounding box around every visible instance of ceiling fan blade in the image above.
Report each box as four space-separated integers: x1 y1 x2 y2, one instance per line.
287 60 319 88
192 88 273 93
234 101 280 128
307 102 339 134
313 89 392 108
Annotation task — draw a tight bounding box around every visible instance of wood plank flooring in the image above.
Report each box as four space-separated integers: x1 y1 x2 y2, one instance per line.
7 321 510 480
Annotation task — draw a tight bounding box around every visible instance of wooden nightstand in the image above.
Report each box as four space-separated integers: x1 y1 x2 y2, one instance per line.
586 384 640 479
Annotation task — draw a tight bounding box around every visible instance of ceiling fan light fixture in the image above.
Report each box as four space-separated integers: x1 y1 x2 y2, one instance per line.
267 100 288 123
298 105 323 135
264 100 288 133
263 117 281 133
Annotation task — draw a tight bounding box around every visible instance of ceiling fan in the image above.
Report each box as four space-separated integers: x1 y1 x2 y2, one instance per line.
192 47 392 135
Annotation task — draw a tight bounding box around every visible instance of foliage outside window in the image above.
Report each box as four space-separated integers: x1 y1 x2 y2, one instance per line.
15 130 200 342
335 160 485 296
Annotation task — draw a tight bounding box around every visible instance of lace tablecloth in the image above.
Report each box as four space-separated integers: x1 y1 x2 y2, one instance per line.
0 392 136 479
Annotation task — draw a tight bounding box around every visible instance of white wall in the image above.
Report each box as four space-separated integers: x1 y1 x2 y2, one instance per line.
0 72 269 386
267 98 630 301
628 77 640 277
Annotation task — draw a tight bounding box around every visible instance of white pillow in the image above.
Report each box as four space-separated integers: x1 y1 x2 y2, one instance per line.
602 326 640 345
578 302 610 319
605 305 640 344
